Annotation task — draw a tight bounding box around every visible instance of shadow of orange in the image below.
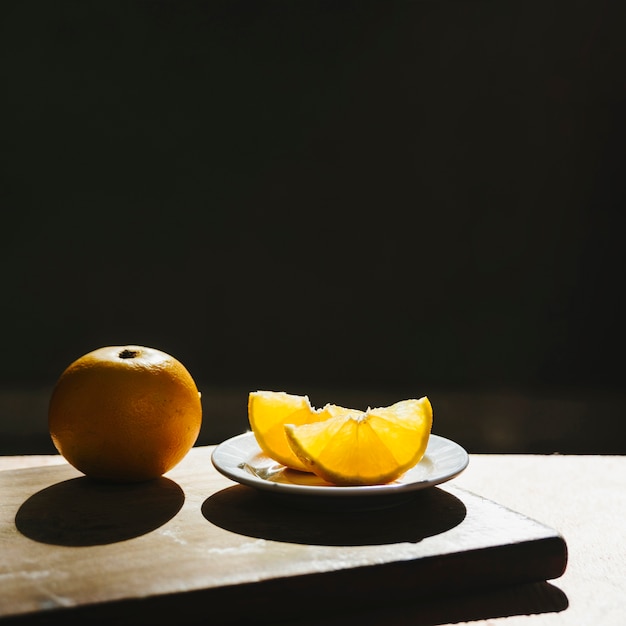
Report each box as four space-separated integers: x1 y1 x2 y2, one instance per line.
15 476 184 546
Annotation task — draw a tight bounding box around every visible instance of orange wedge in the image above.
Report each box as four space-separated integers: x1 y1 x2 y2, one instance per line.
284 397 433 485
248 390 327 471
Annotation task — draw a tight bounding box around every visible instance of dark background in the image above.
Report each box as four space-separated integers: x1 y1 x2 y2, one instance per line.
2 1 625 454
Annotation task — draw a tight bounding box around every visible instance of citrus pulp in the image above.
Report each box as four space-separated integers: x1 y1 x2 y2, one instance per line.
284 397 433 485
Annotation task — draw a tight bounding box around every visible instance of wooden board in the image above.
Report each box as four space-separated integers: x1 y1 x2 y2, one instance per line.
0 446 567 625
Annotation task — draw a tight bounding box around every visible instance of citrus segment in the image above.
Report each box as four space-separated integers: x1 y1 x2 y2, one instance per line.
248 391 327 471
284 397 433 485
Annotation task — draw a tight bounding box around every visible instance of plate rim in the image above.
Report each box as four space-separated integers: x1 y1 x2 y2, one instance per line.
211 432 469 498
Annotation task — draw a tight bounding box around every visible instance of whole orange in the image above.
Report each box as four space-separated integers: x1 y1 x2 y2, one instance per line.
48 345 202 482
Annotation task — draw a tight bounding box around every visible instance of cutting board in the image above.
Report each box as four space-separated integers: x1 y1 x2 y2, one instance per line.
0 445 567 625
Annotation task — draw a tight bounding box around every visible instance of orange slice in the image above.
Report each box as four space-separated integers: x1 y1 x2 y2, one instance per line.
284 397 433 485
248 390 327 471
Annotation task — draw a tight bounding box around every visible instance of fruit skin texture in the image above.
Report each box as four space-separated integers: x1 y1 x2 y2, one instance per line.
48 345 202 483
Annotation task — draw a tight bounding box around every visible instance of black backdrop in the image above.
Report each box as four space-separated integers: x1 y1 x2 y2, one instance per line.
2 1 625 397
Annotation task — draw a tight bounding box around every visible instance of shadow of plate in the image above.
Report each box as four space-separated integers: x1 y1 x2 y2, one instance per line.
202 484 466 546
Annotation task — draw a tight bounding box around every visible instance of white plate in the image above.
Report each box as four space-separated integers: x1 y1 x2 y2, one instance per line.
211 432 469 509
